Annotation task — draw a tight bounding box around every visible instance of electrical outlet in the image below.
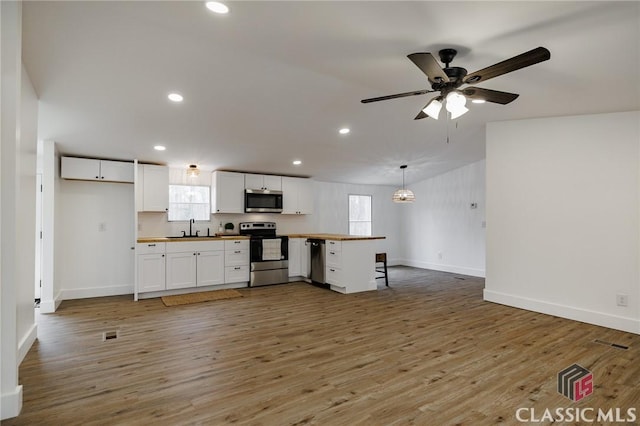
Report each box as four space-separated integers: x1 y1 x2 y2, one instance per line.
616 294 628 307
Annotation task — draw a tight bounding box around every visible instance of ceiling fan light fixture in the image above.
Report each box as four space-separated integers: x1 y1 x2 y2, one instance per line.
423 99 442 120
449 105 469 119
392 165 415 203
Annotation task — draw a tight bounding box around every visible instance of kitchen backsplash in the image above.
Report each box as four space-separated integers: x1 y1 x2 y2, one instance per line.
137 212 313 237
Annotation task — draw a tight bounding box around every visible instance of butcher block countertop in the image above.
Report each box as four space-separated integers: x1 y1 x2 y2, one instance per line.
137 235 250 243
285 233 385 241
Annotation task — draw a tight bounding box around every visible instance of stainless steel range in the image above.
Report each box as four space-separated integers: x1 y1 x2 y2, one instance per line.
239 222 289 287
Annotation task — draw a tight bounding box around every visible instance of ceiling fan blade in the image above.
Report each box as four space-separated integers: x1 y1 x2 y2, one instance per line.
462 87 519 104
408 53 450 84
463 47 550 85
361 89 435 104
414 110 428 120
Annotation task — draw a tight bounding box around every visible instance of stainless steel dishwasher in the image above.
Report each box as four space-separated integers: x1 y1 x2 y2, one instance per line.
307 239 326 284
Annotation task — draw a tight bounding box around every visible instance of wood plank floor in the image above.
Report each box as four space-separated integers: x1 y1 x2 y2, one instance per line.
6 267 640 425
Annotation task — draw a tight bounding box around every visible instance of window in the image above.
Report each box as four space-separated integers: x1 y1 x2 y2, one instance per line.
168 185 210 221
348 194 372 236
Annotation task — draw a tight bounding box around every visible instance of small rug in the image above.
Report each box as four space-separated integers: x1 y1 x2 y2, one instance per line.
161 289 243 307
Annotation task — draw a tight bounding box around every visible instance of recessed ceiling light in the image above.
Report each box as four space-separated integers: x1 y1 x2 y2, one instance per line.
153 145 166 151
205 1 229 14
168 93 183 103
471 99 486 104
292 160 302 166
339 128 350 135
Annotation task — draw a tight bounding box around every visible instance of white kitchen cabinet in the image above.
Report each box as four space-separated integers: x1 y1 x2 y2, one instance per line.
224 239 250 283
197 251 225 287
166 241 225 289
244 174 282 191
288 238 310 278
281 177 313 214
61 157 134 183
211 171 245 214
324 239 376 294
140 164 169 212
136 242 166 293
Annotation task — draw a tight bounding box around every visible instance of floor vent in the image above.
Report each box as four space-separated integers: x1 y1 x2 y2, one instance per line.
102 330 119 341
594 339 629 350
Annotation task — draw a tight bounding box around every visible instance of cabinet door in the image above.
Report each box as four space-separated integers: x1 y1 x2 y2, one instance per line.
263 175 282 191
100 160 134 183
288 238 301 277
244 174 264 190
281 177 299 214
142 165 169 212
61 157 101 180
138 254 166 293
166 252 197 290
296 179 314 214
197 250 225 287
212 171 244 214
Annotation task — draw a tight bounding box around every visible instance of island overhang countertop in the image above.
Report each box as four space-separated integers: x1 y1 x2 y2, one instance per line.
137 235 250 243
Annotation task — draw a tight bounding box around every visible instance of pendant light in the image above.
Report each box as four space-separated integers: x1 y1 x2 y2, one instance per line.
392 165 415 203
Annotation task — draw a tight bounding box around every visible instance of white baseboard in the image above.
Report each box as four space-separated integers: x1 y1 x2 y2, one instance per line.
138 282 248 300
484 289 640 335
60 284 133 301
18 323 38 364
39 289 63 313
399 259 485 278
1 385 23 420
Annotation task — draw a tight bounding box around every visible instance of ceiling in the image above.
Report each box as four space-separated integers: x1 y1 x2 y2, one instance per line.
22 1 640 186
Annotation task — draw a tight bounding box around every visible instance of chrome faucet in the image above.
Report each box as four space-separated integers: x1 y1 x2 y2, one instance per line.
189 218 195 237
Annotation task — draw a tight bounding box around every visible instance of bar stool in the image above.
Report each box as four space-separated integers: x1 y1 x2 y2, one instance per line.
375 253 389 287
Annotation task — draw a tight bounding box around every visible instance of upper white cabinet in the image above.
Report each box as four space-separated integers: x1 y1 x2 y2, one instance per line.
138 164 169 212
245 174 282 191
281 177 314 214
212 171 245 214
61 157 133 183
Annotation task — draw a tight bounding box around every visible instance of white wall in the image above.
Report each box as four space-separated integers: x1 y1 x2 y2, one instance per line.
56 180 135 299
485 111 640 334
400 160 486 277
16 65 38 362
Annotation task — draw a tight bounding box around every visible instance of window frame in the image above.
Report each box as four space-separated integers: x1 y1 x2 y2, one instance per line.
348 194 372 237
167 184 211 222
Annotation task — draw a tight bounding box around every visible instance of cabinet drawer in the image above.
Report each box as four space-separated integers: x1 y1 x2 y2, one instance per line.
326 249 342 268
224 239 249 250
325 266 343 286
136 242 166 254
326 240 342 252
225 249 249 266
166 240 224 253
225 265 250 283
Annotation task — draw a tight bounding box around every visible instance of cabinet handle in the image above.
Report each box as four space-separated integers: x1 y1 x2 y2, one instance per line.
330 268 335 272
193 253 197 256
162 254 164 257
148 244 156 247
234 250 241 254
234 267 241 270
234 241 241 244
330 251 335 255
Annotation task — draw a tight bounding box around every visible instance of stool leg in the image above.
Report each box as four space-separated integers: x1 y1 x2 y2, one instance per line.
384 260 389 287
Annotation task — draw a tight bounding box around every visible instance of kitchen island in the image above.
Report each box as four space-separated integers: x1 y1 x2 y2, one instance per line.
287 233 385 294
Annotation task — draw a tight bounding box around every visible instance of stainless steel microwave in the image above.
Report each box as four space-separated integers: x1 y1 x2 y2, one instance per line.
244 189 283 213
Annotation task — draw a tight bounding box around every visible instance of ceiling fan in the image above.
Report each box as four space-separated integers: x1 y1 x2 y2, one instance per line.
361 47 550 120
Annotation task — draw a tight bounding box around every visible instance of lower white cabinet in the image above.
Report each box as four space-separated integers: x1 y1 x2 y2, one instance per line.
324 239 376 294
166 241 225 289
224 239 249 283
137 243 166 293
136 239 249 297
288 238 309 278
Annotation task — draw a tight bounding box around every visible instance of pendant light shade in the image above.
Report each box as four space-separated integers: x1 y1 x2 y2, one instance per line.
392 165 415 203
